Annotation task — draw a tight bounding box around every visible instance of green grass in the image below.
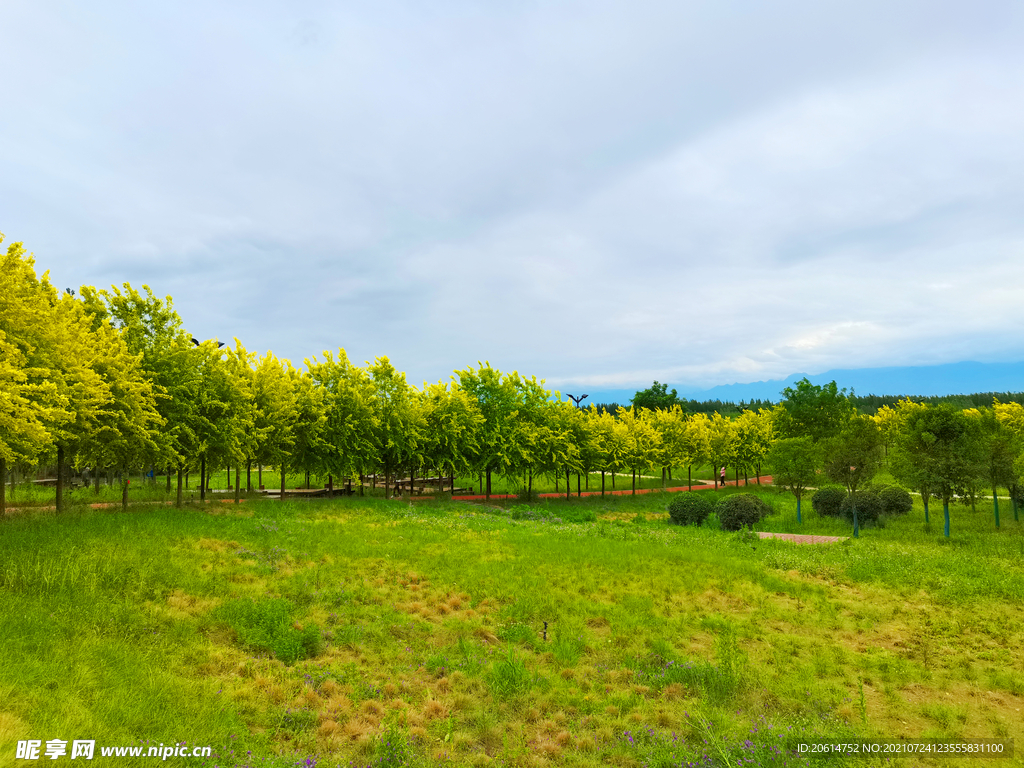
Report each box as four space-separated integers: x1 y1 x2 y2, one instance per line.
1 488 1021 766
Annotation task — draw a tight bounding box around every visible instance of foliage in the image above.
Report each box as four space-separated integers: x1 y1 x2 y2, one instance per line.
876 485 913 515
631 380 684 411
667 492 715 526
821 416 883 496
811 487 846 518
838 491 883 526
777 378 855 442
716 493 772 531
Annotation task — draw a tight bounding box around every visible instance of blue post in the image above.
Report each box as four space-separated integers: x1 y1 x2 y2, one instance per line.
943 500 950 538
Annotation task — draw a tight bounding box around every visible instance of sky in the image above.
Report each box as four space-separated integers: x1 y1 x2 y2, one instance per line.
3 1 1024 394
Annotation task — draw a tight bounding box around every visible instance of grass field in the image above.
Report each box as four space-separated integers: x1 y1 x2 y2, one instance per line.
1 487 1022 767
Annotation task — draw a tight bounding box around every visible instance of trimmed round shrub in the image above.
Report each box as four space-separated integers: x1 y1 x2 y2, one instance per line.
667 493 715 526
839 491 883 526
717 493 772 532
811 487 846 518
877 486 913 516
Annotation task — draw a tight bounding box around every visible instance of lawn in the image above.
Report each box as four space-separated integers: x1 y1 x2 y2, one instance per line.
0 487 1021 767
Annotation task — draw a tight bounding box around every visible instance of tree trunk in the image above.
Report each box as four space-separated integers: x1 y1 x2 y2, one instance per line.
95 469 100 494
993 484 1000 527
385 463 390 499
227 463 231 491
486 469 491 501
585 472 589 490
612 471 615 490
632 469 636 495
258 464 262 490
200 457 206 502
234 466 241 504
328 475 334 498
410 465 415 497
688 466 692 492
185 470 189 489
923 494 930 524
0 456 6 515
668 467 673 481
577 472 581 498
566 469 570 500
555 472 558 493
528 470 533 500
756 463 761 484
121 476 130 512
247 461 252 492
176 466 183 508
280 462 286 502
796 496 802 524
56 444 65 513
744 470 748 486
662 467 666 489
305 469 310 490
601 470 605 496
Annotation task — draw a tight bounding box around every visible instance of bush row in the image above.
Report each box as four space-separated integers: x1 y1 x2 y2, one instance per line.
667 492 773 531
811 485 914 526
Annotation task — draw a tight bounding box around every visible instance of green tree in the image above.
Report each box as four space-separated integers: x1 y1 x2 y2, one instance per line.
778 378 855 442
968 407 1017 527
88 282 201 506
766 437 819 523
455 363 550 499
890 404 984 538
821 416 883 537
631 381 684 411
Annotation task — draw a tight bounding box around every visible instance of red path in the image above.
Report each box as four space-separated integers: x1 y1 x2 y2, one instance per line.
451 476 774 501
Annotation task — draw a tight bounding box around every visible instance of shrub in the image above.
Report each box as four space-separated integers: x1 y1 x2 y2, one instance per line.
839 491 884 527
716 493 771 532
877 486 913 516
811 487 846 518
667 493 715 526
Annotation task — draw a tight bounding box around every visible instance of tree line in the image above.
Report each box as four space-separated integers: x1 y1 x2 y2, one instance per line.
3 234 1023 536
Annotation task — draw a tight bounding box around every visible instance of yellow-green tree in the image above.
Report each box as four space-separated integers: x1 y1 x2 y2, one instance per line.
0 236 67 512
616 406 661 494
706 412 737 488
649 405 687 488
305 350 374 497
421 381 483 493
368 357 423 498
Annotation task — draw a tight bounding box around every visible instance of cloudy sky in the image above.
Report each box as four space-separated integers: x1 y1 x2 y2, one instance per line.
3 1 1024 393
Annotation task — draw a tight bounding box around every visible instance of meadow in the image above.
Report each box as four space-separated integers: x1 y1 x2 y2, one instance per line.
1 486 1022 767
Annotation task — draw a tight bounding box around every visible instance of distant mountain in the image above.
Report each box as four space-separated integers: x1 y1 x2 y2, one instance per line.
573 360 1024 407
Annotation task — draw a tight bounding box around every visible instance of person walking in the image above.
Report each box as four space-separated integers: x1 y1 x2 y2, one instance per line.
719 466 726 487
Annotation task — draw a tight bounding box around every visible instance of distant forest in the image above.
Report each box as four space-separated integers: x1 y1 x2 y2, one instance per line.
593 390 1024 416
